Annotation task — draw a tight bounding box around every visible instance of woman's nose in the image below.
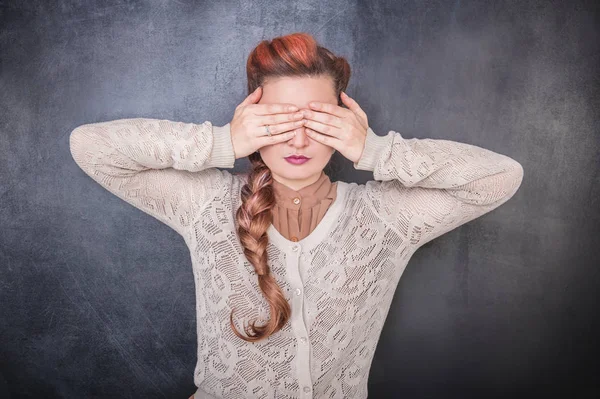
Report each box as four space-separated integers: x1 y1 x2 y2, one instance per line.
289 125 309 146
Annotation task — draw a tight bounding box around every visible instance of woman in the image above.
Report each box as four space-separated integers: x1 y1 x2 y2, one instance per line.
70 32 524 399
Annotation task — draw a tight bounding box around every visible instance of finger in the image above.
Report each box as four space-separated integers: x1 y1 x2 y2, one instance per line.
259 110 305 126
307 101 349 118
300 108 342 128
238 86 262 108
341 91 368 126
250 102 299 115
303 119 341 138
304 127 341 149
257 119 306 137
256 128 299 147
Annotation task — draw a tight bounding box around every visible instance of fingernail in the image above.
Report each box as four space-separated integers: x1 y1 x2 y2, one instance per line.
309 102 319 108
289 105 298 111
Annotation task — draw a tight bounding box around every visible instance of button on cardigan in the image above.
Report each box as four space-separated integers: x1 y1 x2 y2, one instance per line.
69 118 524 399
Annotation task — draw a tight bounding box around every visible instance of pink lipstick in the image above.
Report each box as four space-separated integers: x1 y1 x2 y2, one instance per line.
285 155 310 165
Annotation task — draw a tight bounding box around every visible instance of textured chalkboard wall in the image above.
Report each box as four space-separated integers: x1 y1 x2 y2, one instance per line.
1 0 598 398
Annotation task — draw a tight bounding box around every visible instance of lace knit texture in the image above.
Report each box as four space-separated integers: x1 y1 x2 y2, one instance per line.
69 118 524 399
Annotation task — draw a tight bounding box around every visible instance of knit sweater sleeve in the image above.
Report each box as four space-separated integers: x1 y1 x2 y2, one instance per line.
354 127 524 249
69 117 236 237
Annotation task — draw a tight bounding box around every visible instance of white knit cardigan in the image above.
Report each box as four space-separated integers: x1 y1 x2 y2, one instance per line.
69 118 524 399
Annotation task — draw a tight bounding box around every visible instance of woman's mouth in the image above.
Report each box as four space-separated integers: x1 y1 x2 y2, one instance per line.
285 155 310 165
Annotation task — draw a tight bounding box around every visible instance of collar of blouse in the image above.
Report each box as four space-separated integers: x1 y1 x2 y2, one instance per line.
271 171 336 210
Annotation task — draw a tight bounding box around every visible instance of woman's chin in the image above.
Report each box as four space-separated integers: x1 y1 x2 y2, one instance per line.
273 168 320 182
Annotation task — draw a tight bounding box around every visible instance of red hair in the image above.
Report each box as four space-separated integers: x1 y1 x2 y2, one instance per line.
229 32 351 342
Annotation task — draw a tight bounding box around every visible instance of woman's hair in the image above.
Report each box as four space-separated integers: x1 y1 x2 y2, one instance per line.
229 32 351 342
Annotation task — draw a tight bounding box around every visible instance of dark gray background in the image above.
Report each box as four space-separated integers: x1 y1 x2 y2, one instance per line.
1 0 598 398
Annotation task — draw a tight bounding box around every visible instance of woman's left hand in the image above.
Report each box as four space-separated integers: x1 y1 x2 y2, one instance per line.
300 91 369 164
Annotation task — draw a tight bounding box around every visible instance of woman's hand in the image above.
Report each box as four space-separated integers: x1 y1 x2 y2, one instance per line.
230 86 307 159
300 91 369 164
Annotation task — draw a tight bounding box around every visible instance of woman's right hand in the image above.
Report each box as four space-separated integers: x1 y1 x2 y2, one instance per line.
229 86 306 159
